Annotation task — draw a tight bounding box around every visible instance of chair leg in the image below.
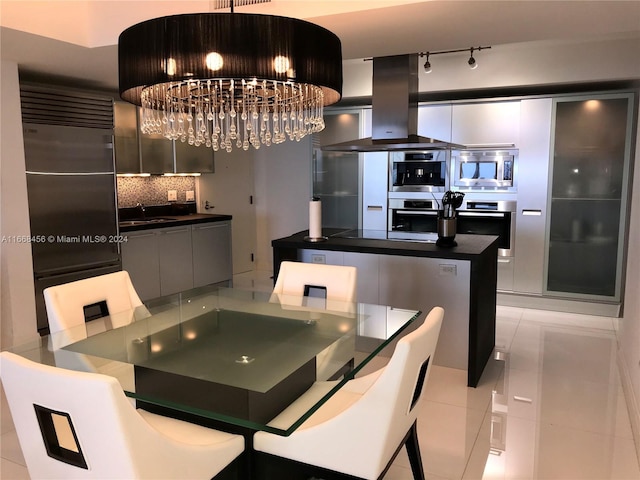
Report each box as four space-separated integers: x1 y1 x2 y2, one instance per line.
405 422 426 480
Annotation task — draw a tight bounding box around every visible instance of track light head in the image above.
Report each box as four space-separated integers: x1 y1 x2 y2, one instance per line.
423 54 432 73
468 48 478 69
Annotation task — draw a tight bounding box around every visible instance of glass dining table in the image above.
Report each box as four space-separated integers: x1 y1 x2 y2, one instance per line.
12 286 421 439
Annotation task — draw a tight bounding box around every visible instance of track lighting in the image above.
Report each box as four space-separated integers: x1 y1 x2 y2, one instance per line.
423 54 432 73
468 47 478 69
418 45 490 73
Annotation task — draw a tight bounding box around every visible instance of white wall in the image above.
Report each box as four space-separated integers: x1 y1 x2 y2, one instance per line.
0 60 38 349
253 138 312 272
342 35 640 97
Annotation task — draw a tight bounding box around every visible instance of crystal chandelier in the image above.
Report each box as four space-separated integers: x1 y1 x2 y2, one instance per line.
118 12 342 152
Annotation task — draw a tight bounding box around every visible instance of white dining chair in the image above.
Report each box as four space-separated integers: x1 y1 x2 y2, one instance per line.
253 306 444 480
0 351 244 480
272 261 357 381
44 270 148 335
272 261 357 308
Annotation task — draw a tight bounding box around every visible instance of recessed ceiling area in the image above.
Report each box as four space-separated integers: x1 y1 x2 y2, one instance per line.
1 0 639 92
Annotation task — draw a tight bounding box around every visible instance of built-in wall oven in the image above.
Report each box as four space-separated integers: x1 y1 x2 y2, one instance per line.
388 198 516 257
389 150 449 193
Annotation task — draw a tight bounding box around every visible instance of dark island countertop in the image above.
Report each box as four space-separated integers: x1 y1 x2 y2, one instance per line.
272 229 499 261
119 213 232 232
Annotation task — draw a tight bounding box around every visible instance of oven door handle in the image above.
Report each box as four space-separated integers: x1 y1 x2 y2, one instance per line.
457 211 507 218
395 210 439 216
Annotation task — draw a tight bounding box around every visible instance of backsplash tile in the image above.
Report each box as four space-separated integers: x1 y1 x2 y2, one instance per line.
117 176 196 207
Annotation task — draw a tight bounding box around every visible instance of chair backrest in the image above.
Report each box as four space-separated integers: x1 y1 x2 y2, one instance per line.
290 306 444 478
44 271 144 334
0 351 241 479
273 261 357 303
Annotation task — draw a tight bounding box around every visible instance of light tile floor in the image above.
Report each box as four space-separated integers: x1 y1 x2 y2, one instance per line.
2 271 639 479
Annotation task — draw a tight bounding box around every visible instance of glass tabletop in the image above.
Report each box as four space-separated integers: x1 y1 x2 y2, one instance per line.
12 286 420 435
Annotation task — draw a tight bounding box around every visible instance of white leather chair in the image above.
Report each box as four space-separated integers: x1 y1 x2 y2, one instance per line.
253 306 444 480
0 351 244 480
44 270 148 335
272 261 357 380
272 261 357 309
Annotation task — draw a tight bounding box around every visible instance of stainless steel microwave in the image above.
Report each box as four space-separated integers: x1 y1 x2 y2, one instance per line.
451 149 517 190
389 150 449 193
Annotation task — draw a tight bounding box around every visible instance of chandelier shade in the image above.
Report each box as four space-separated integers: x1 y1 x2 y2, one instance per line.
118 13 343 151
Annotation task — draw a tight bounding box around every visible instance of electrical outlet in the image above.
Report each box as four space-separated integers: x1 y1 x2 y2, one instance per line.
168 190 177 201
439 264 457 276
311 254 326 264
186 190 195 201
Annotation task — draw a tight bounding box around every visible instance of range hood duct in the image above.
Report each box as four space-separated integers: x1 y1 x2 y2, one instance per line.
322 54 463 152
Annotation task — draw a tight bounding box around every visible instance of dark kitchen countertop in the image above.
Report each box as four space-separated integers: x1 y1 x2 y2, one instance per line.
118 213 232 232
272 229 498 261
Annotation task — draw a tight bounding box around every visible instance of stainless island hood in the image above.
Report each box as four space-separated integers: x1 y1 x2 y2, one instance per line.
322 54 463 152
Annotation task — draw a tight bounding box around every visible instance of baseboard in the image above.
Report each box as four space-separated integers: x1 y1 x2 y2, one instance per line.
617 347 640 464
497 292 621 317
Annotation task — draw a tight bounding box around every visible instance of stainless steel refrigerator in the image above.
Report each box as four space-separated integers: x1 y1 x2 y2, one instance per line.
23 121 121 333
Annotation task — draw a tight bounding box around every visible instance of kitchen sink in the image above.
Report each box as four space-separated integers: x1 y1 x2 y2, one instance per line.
119 217 175 226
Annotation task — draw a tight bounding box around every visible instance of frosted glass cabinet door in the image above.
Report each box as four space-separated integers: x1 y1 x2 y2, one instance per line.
545 94 633 301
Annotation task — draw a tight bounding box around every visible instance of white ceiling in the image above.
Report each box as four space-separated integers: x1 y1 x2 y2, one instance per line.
1 0 639 93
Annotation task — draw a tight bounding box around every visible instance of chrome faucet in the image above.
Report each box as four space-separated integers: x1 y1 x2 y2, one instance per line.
136 202 146 218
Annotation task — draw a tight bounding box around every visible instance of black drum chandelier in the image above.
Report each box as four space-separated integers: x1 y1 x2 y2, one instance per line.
118 10 342 152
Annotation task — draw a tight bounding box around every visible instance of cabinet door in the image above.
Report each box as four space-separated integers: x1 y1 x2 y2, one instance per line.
121 230 160 301
545 94 633 301
140 129 174 174
114 102 140 174
513 98 553 294
378 255 471 370
418 104 452 142
451 101 520 147
343 252 379 305
157 226 194 296
175 140 214 173
192 222 232 287
362 152 388 231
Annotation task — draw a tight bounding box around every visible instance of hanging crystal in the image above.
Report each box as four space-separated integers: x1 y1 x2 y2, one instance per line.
139 78 325 152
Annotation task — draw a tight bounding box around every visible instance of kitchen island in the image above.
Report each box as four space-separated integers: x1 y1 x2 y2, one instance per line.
272 229 498 387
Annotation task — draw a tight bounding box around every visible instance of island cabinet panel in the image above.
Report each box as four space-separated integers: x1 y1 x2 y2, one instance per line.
378 256 471 371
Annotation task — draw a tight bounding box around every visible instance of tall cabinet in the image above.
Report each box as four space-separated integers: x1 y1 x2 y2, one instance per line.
312 111 362 229
544 93 634 302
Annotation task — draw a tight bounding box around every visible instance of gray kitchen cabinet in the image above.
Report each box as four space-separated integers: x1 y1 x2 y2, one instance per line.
512 98 553 294
122 221 232 301
121 230 161 300
314 110 362 229
157 225 194 296
544 93 634 303
451 101 521 147
114 102 214 174
362 152 388 231
192 221 232 287
114 102 141 174
418 104 452 142
174 140 215 174
139 132 174 174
